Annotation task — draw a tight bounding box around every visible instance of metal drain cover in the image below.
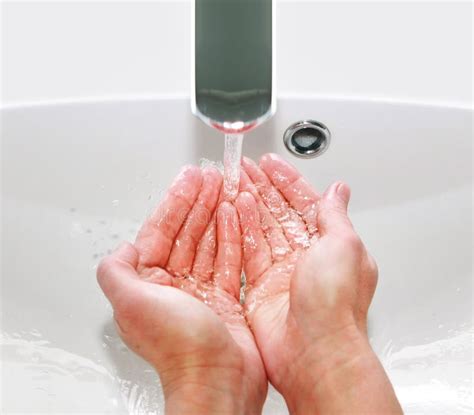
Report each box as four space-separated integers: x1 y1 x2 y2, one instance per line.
283 120 331 158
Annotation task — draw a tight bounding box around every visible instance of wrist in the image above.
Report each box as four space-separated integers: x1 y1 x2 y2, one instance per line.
283 324 401 415
164 383 244 415
160 366 259 415
283 324 374 414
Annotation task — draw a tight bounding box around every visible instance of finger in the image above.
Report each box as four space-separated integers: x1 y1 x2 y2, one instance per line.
235 192 272 284
239 168 261 199
97 242 140 304
259 153 320 235
259 203 292 261
240 170 291 261
135 165 202 269
191 215 217 282
242 157 309 249
191 183 225 282
317 181 353 237
166 167 222 277
214 202 242 299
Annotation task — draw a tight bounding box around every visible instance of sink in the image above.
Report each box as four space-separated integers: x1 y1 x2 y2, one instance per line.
1 97 472 413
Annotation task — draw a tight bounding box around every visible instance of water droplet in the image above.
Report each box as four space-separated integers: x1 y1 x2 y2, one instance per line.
30 329 41 337
70 223 85 237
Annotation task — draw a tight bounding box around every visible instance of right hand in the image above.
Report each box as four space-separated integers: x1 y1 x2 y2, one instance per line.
235 154 402 414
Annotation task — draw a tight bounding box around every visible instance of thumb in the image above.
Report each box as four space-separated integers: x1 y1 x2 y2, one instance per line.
317 182 353 237
97 241 140 304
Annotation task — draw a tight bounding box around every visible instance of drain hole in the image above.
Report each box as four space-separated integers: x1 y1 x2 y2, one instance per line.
283 120 331 158
291 128 324 153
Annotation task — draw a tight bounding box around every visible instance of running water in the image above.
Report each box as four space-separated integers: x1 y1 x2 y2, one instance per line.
223 133 244 201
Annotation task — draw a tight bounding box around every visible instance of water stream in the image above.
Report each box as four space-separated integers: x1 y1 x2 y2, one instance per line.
223 133 244 201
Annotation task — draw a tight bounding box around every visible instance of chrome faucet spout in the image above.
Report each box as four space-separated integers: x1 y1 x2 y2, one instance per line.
192 0 275 134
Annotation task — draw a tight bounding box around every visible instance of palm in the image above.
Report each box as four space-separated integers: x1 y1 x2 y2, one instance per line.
136 263 264 378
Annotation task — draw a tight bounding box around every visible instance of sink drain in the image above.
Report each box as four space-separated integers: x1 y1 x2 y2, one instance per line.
283 120 331 158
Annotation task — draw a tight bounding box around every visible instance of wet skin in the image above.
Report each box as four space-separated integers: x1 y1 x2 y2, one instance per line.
98 154 402 415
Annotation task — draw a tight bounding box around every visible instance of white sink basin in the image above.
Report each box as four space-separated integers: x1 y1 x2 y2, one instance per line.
1 97 472 413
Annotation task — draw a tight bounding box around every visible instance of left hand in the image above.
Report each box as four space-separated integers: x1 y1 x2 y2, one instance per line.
97 166 267 415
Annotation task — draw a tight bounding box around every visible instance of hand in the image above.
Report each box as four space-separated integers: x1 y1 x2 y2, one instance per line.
97 166 267 415
235 154 402 414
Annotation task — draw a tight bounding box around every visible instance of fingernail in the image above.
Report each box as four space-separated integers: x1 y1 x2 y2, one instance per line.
242 156 257 167
336 182 344 194
263 153 281 162
336 182 350 202
325 182 339 200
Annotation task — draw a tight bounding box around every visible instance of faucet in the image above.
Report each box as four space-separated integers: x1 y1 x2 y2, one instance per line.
192 0 275 134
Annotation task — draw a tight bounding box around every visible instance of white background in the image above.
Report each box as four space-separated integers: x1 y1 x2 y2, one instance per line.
1 0 472 106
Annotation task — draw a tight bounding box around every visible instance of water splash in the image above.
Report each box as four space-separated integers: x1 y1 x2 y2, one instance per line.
381 327 473 413
199 158 224 173
1 331 121 412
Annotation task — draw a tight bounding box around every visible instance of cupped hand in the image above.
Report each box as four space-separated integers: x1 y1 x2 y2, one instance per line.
97 166 267 415
235 154 402 414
